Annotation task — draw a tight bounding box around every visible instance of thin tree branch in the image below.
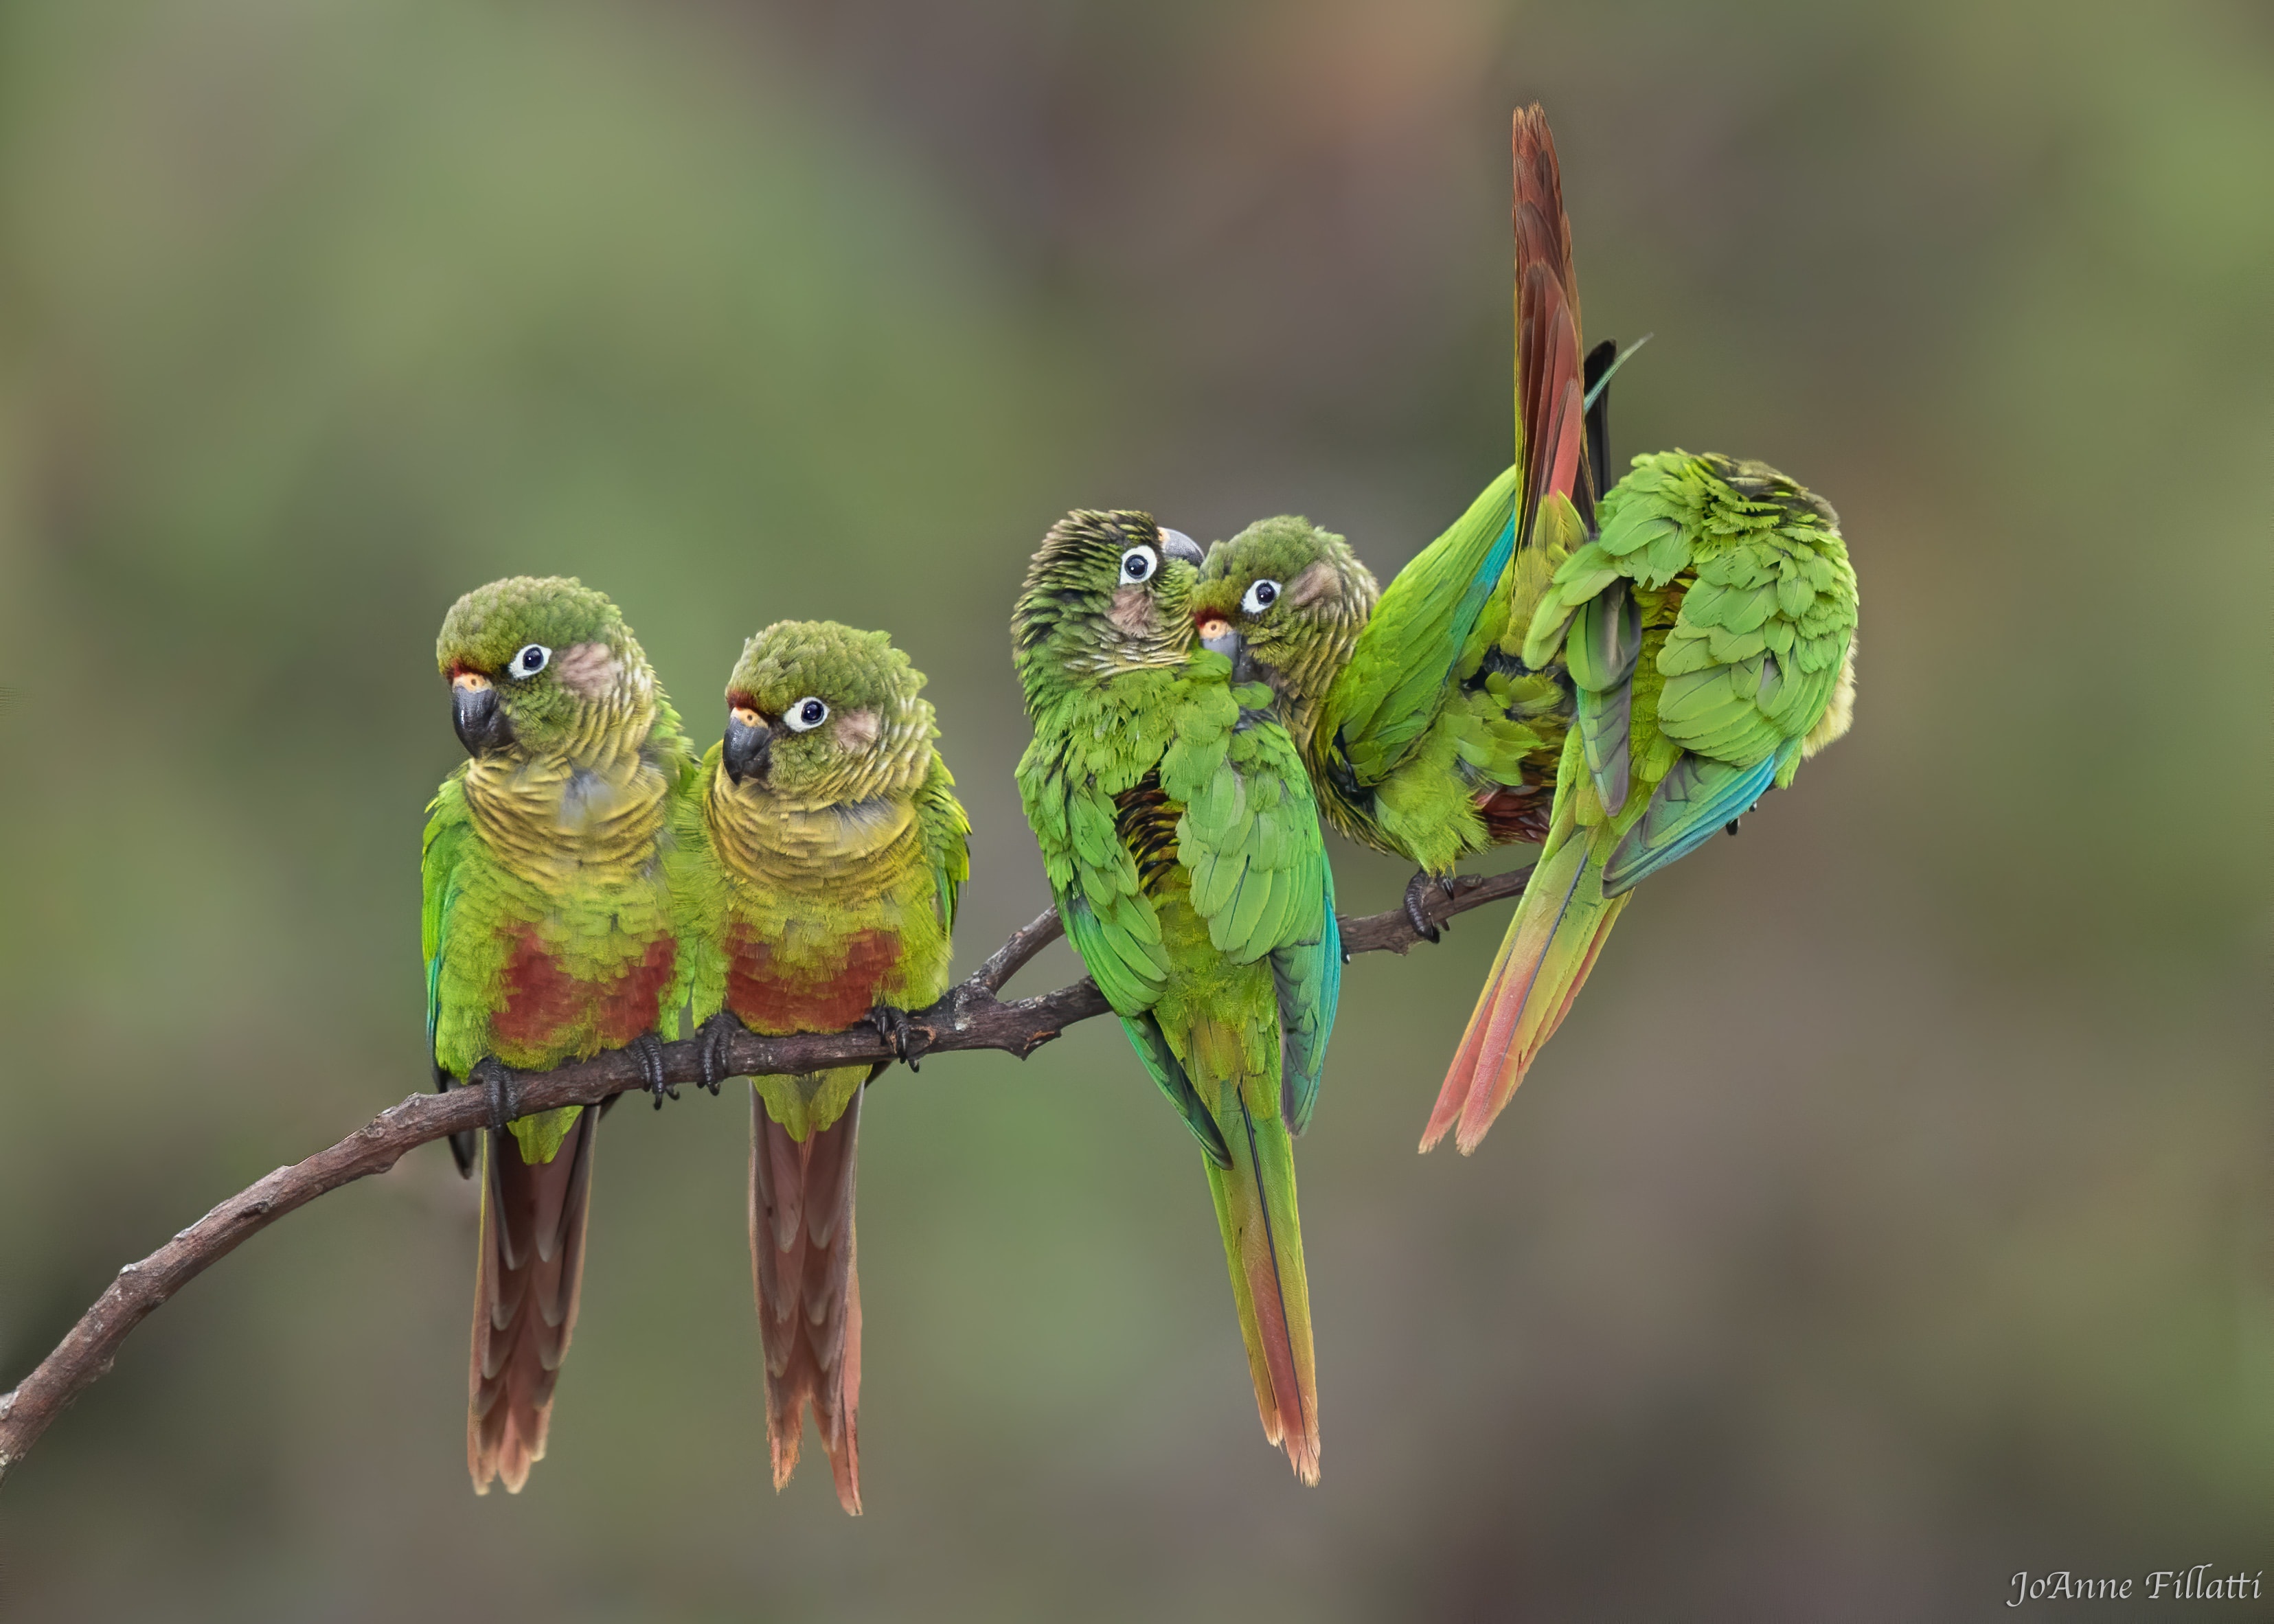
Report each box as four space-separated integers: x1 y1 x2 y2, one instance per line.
0 859 1532 1484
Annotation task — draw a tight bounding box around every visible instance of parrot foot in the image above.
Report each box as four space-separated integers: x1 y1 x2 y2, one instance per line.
868 1005 927 1073
1726 818 1741 836
1403 870 1457 943
471 1055 521 1132
439 1064 477 1180
630 1031 676 1110
697 1011 744 1095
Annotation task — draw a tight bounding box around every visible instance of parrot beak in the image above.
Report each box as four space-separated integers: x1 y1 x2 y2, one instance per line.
1157 527 1204 567
1196 615 1241 661
723 707 773 785
451 671 513 758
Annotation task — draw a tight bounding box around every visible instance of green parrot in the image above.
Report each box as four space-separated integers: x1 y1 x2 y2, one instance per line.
1184 106 1626 941
1427 448 1858 1152
1013 512 1340 1484
676 620 970 1516
1418 108 1861 1154
422 576 697 1494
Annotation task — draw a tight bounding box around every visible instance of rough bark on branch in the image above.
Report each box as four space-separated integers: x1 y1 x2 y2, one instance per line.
0 862 1532 1484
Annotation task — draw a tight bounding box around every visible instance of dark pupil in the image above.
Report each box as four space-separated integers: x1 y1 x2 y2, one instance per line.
802 702 822 723
1126 556 1146 577
521 648 540 670
1257 583 1276 605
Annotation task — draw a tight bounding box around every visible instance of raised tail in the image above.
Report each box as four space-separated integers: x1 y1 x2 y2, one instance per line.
468 1107 597 1494
1423 820 1630 1156
750 1082 863 1515
1203 1086 1319 1484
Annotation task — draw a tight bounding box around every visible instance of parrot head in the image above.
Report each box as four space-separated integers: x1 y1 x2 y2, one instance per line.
716 620 936 805
1188 516 1378 705
1011 510 1203 709
435 575 657 761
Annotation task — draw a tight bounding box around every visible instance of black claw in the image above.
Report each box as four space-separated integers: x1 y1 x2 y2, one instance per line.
630 1031 675 1108
868 1005 926 1073
1726 819 1742 836
1402 871 1444 943
698 1012 743 1095
471 1055 519 1134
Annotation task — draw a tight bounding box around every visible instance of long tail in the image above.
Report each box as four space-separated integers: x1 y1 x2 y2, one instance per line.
750 1082 863 1515
468 1108 597 1494
1203 1086 1319 1484
1423 823 1630 1156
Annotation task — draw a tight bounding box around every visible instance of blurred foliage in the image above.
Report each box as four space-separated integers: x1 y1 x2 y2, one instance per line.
0 0 2267 1619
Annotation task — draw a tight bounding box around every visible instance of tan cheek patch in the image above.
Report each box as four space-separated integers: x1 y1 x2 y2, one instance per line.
1107 584 1155 635
554 641 619 700
832 707 881 751
1287 560 1341 608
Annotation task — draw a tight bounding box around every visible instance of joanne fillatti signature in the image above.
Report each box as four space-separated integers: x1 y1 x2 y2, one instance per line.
2008 1568 2264 1605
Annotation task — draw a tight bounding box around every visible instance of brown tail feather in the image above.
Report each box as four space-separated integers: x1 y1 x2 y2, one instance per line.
467 1109 597 1494
1512 104 1592 544
750 1083 863 1515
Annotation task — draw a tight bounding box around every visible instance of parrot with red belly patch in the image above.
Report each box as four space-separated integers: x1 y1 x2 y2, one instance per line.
422 575 698 1494
676 620 969 1515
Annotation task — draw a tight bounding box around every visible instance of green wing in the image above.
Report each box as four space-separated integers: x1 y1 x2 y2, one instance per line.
914 753 973 934
1528 450 1857 893
670 743 729 1029
1161 676 1340 1131
420 774 473 1085
1324 465 1521 788
1017 708 1171 1017
1166 681 1329 967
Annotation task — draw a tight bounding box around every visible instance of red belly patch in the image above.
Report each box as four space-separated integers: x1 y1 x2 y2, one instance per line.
727 928 898 1036
1476 785 1552 846
494 930 677 1051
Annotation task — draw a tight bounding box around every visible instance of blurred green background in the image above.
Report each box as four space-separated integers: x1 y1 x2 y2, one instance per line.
1 0 2266 1618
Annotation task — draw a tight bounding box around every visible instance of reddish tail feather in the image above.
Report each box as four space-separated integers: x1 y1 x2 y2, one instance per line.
468 1109 597 1494
751 1085 864 1514
1511 103 1593 547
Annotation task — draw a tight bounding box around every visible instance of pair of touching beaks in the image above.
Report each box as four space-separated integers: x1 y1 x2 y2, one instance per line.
1142 524 1242 662
1150 526 1244 664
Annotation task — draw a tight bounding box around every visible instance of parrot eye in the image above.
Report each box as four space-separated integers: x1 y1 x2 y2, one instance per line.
1241 579 1281 615
784 696 829 732
508 643 550 679
1119 545 1159 584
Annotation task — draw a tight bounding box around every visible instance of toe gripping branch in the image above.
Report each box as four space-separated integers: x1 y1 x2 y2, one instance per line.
630 1031 675 1109
471 1055 519 1136
868 1005 927 1073
697 1012 742 1096
1403 870 1461 944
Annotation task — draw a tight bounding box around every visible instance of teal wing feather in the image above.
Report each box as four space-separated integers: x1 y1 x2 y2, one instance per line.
1602 742 1791 895
1117 1011 1232 1168
1271 874 1341 1134
1326 466 1521 788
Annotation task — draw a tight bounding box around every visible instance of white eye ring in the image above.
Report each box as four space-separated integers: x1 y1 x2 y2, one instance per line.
785 696 829 732
1241 579 1282 615
508 643 550 679
1119 545 1159 584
